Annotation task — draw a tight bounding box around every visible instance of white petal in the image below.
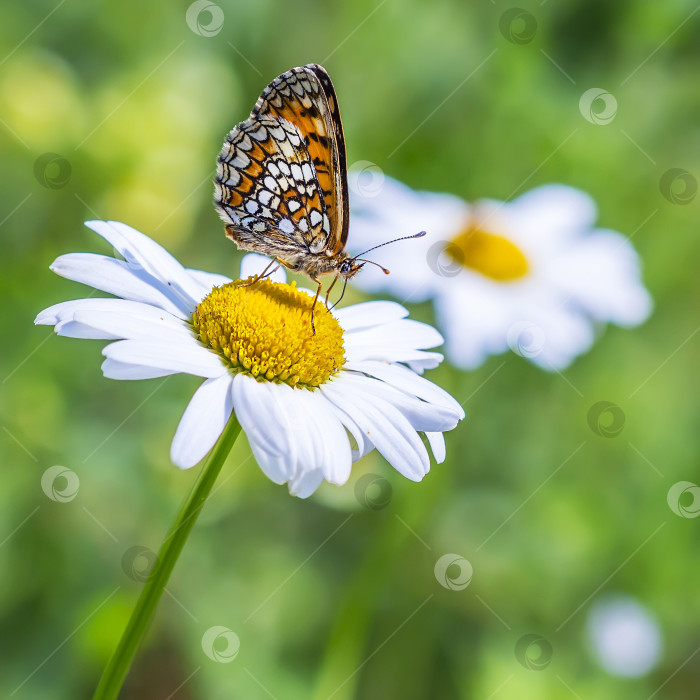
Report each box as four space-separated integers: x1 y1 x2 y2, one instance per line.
101 358 178 380
345 319 444 350
322 380 430 481
54 319 118 339
501 184 598 248
288 469 325 498
50 253 190 319
85 220 208 305
334 301 408 332
186 268 233 289
345 360 465 419
333 372 460 432
239 253 287 283
171 375 234 469
426 432 446 463
547 230 652 326
37 298 182 326
289 388 352 486
231 375 296 483
320 391 375 461
103 339 227 378
73 309 194 342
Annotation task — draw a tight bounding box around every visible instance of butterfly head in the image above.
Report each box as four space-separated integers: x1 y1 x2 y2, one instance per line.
338 255 366 279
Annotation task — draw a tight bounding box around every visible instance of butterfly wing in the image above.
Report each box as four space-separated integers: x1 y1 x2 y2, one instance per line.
214 64 349 265
215 111 331 262
253 64 349 256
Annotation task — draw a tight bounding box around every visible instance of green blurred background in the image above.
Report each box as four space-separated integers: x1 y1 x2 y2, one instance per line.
1 1 699 698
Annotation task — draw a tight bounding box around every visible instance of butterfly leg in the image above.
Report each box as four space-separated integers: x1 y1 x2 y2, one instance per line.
310 277 322 336
238 257 283 287
324 275 339 309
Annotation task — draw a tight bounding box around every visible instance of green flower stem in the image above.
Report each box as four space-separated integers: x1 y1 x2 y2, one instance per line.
93 413 242 700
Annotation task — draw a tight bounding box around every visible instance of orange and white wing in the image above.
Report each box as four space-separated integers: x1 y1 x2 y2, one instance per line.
215 110 331 259
215 64 348 256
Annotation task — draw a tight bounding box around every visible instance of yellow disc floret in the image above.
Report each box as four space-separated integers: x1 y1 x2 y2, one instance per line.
194 278 345 389
447 224 529 281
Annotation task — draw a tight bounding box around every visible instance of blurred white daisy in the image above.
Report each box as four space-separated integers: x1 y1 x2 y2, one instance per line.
349 174 652 370
36 221 463 497
586 595 662 677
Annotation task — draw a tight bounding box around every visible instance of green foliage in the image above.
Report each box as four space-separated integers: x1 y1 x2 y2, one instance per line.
1 1 698 698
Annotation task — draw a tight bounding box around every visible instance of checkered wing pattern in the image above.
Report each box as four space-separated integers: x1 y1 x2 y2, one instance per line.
214 64 349 261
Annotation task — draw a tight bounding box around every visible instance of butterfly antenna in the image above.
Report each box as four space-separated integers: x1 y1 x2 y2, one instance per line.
353 231 426 261
354 259 391 274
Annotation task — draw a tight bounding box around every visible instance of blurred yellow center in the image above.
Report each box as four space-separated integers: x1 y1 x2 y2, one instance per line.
447 224 529 281
194 278 345 388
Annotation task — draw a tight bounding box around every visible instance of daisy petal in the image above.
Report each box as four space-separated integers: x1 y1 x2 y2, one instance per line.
171 375 234 469
323 380 430 481
103 339 227 378
186 268 233 289
231 375 296 483
73 309 194 342
85 221 209 305
333 373 460 432
51 253 189 319
346 360 465 418
101 358 179 380
426 432 446 463
289 469 326 498
335 301 408 331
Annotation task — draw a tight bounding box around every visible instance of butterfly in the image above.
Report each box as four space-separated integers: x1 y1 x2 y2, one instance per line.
213 63 423 332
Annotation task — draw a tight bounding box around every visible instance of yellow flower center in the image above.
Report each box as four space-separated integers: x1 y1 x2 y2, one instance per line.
447 223 529 281
194 278 345 388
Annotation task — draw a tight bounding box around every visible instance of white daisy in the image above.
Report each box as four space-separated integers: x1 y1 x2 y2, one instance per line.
35 221 464 497
348 175 652 370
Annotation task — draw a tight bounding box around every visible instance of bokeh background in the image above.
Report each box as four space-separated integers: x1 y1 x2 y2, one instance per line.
1 1 699 698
